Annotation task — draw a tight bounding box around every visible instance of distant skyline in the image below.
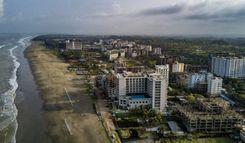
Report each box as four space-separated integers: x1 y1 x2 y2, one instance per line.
0 0 245 36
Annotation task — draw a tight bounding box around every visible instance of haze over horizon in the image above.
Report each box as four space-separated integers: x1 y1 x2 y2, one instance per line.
0 0 245 36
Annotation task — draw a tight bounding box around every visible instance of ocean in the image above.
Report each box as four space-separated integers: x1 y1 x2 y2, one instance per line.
0 34 47 143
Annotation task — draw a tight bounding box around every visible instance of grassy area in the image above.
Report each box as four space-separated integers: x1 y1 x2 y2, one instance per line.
137 130 150 138
115 106 165 128
125 60 141 67
223 78 245 106
115 112 141 120
119 129 131 139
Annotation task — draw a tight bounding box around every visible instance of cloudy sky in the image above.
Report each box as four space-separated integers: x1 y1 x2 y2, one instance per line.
0 0 245 36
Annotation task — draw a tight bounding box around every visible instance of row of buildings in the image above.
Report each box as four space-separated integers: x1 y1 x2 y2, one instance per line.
211 56 245 79
187 71 223 95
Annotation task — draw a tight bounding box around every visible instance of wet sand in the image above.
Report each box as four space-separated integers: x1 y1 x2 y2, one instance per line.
15 45 50 143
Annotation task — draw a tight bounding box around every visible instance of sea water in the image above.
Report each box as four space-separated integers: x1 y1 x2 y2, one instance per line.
0 34 32 143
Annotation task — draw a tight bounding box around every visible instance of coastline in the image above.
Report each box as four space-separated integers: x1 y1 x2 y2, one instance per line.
25 41 109 143
0 37 30 143
15 39 50 143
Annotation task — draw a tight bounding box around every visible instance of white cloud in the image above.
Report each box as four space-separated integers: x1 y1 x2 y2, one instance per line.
0 0 3 17
1 0 245 35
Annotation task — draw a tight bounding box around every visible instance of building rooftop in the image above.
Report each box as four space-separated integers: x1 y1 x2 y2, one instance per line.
213 56 245 59
175 98 243 120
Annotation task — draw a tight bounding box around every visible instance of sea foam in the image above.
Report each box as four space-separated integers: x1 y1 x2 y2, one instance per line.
0 36 32 143
0 44 5 49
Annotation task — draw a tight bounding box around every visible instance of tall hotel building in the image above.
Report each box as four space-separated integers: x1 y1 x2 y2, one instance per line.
211 56 245 78
109 65 169 112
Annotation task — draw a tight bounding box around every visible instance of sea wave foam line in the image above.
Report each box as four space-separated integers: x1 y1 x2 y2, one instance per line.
0 36 32 143
0 44 5 49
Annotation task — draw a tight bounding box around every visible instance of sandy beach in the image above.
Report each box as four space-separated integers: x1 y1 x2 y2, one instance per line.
25 41 109 143
15 41 49 143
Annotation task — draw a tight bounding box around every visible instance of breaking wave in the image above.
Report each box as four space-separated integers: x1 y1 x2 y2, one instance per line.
0 36 32 143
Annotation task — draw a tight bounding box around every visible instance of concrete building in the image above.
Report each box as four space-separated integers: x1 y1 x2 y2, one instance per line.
241 126 245 142
131 51 137 58
106 74 117 98
187 72 208 89
147 73 168 111
108 50 119 61
157 55 179 66
174 98 243 134
153 47 162 55
207 77 223 95
119 95 152 109
113 59 144 73
109 66 169 112
187 72 223 95
156 65 169 84
172 61 185 73
211 56 245 78
185 64 208 73
65 40 83 50
108 50 125 61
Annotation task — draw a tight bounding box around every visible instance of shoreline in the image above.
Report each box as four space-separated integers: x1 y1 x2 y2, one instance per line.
15 39 50 143
24 41 109 143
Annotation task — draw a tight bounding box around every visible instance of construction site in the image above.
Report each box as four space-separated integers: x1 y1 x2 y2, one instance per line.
173 98 243 134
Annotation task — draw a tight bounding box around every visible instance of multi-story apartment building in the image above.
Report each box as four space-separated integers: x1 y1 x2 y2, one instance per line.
157 55 179 66
207 77 223 95
172 61 185 73
187 72 223 95
153 47 162 55
211 56 245 78
187 71 208 89
106 74 117 98
65 40 83 51
113 59 144 73
108 65 169 112
107 49 125 61
156 65 169 84
147 73 168 111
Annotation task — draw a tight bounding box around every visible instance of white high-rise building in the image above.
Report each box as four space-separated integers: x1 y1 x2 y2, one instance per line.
187 72 208 88
211 57 245 78
147 73 168 112
156 65 169 84
112 65 169 112
207 77 223 95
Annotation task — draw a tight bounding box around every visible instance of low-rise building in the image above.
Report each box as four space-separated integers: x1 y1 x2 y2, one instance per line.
119 94 152 109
